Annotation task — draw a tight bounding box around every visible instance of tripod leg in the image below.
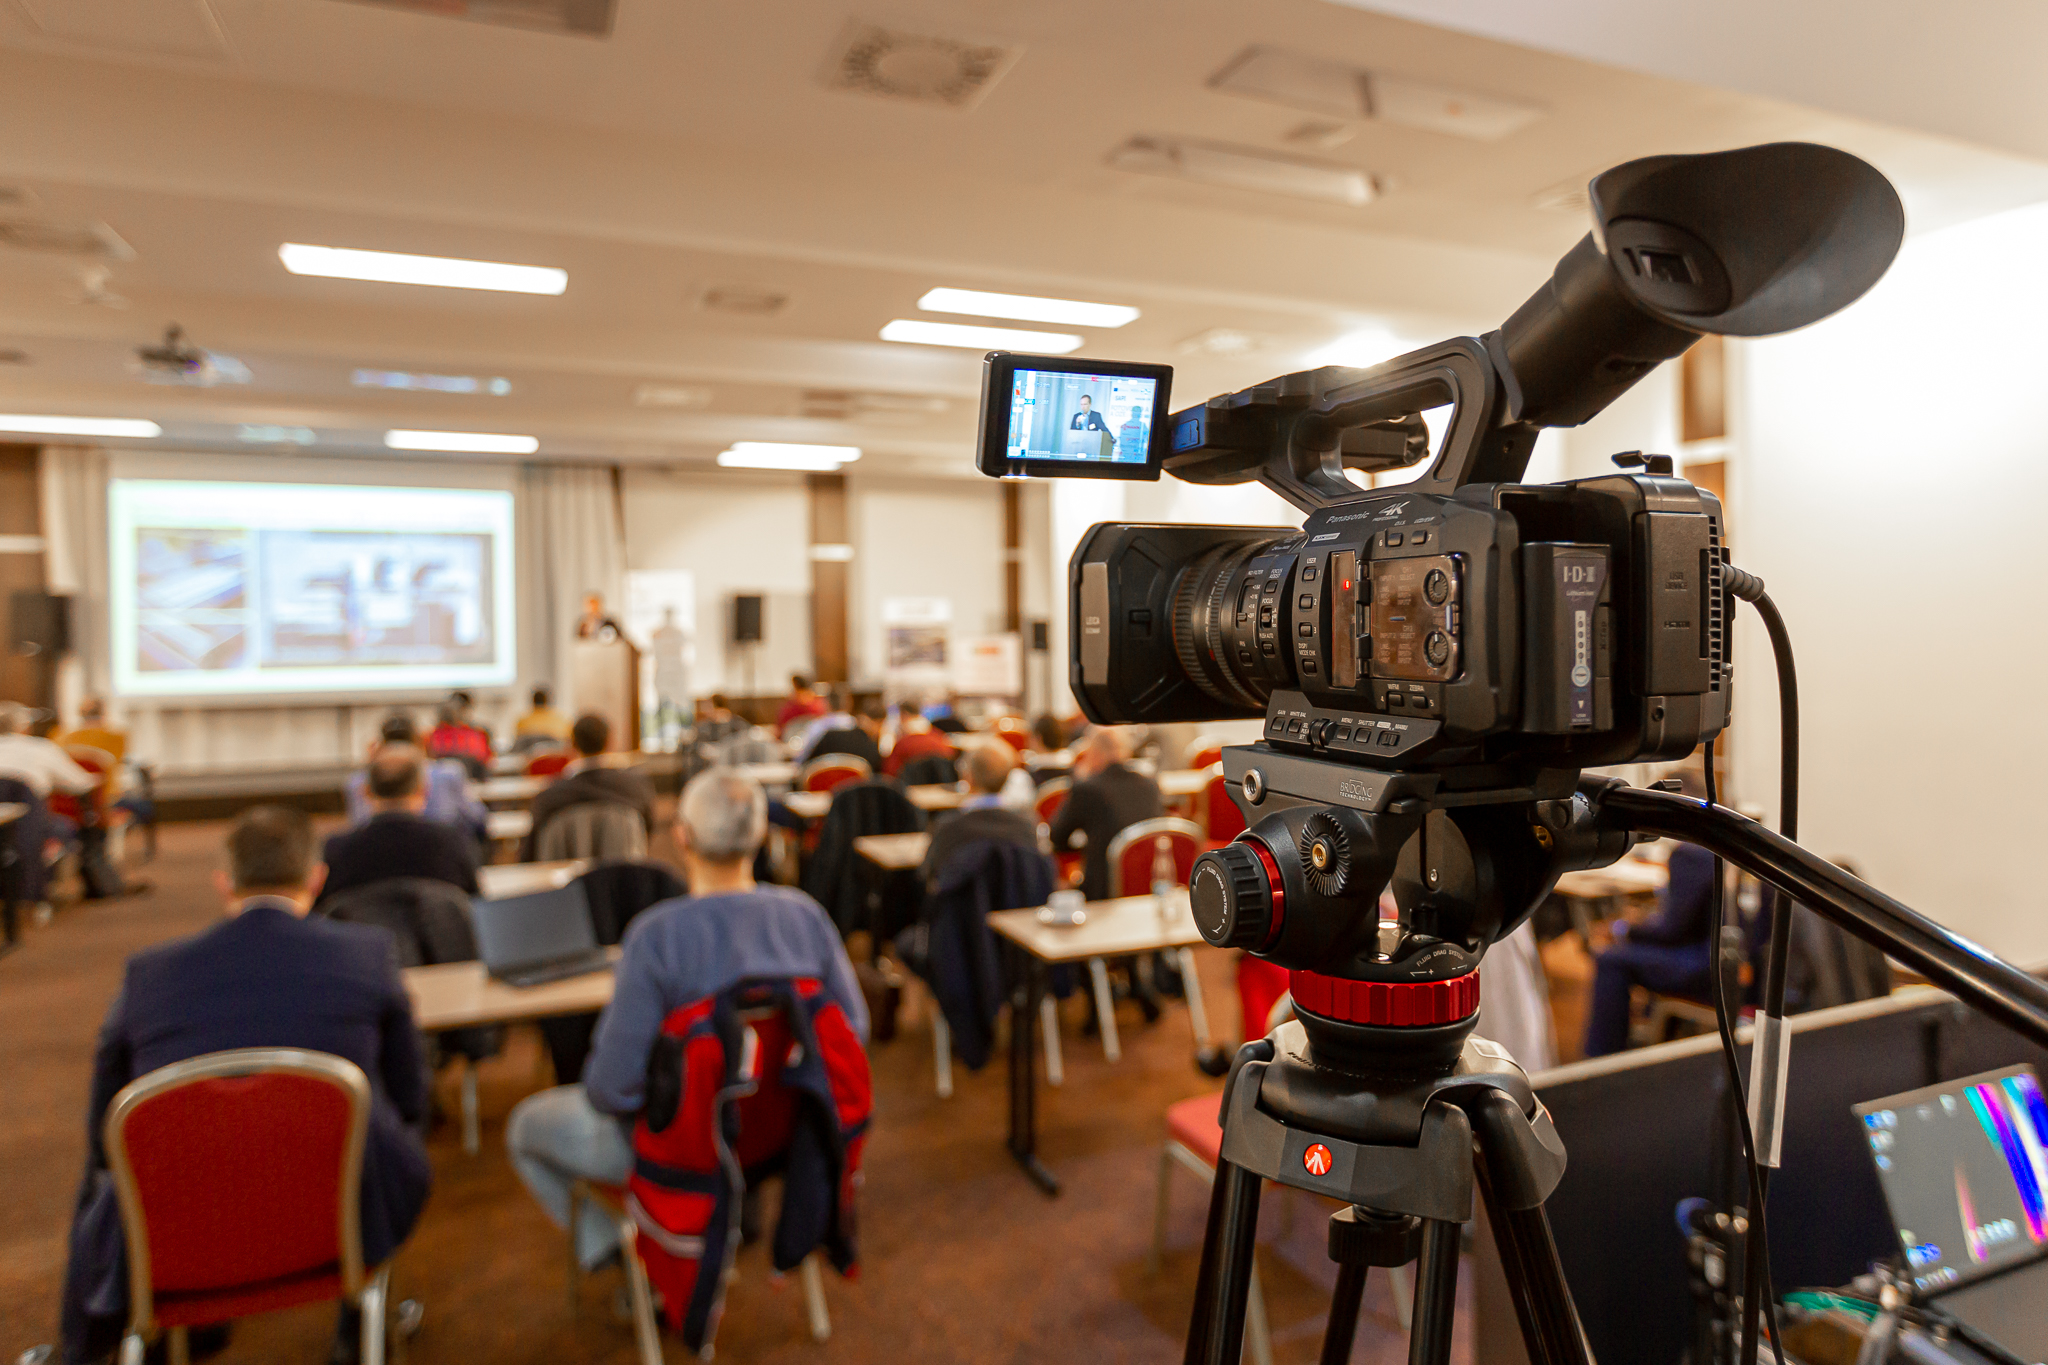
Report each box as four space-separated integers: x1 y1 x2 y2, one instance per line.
1406 1219 1461 1365
1318 1260 1368 1365
1183 1158 1262 1365
1471 1095 1591 1365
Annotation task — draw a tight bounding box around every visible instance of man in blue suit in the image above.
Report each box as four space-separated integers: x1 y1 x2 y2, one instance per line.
60 806 433 1364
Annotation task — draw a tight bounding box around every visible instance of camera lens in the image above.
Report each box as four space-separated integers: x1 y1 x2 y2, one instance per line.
1171 539 1285 710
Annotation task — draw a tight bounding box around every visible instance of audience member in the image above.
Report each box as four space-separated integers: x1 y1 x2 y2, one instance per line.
426 695 492 778
927 693 971 734
804 697 886 771
787 684 857 759
59 698 126 763
1029 713 1068 755
694 694 745 743
881 711 956 780
320 747 479 906
59 807 431 1364
506 768 866 1272
1047 727 1164 900
521 714 656 861
346 715 487 840
1583 771 1718 1056
775 673 828 737
0 701 98 801
513 686 573 746
921 742 1039 881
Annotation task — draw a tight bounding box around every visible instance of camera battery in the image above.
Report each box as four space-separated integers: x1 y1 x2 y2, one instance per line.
1522 543 1612 733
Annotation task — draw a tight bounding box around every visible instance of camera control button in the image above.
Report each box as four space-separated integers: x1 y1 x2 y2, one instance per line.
1410 694 1431 710
1298 594 1314 609
1386 692 1406 707
1297 623 1313 637
1300 658 1319 674
1424 631 1452 666
1377 730 1400 748
1385 531 1404 547
1261 641 1276 656
1411 529 1429 545
1301 567 1317 582
1424 569 1451 605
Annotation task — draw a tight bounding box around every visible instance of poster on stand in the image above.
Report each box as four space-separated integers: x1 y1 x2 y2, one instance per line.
953 633 1022 698
882 596 951 703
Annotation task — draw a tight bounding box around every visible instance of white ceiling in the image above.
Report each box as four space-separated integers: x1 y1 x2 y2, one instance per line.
2 0 2044 476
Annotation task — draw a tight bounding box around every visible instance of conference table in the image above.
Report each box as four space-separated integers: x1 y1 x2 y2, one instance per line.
476 775 547 806
735 761 798 788
1156 767 1213 800
988 887 1214 1196
779 784 962 823
486 808 532 847
406 950 620 1033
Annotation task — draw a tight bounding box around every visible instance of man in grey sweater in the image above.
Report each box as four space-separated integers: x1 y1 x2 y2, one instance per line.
507 767 866 1270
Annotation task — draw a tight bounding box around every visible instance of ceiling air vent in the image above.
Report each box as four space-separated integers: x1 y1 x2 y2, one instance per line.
333 0 614 37
1210 47 1542 143
1110 137 1377 208
0 218 134 261
700 286 789 316
822 20 1020 110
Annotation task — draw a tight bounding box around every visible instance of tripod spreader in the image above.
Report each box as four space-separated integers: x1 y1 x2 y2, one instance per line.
1588 781 2048 1050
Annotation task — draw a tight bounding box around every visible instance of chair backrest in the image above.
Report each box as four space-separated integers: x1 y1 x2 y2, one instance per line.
1105 817 1206 899
1032 777 1072 827
1199 768 1246 843
104 1048 371 1333
800 753 871 793
992 717 1031 752
535 800 647 862
1186 737 1227 771
66 743 118 776
320 876 479 969
525 750 572 778
897 752 960 788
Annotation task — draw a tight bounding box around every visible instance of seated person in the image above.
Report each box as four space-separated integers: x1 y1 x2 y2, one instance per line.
59 807 431 1363
513 685 573 748
0 700 97 802
927 693 971 735
59 697 126 763
522 713 657 860
775 674 829 738
1583 801 1718 1056
346 715 488 839
506 767 866 1272
1047 726 1164 901
802 697 885 771
881 712 956 780
921 743 1041 882
786 684 856 759
320 748 479 906
426 695 492 778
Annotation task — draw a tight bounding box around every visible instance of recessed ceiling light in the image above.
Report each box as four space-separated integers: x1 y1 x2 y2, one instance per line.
716 442 862 472
917 288 1139 329
1109 136 1376 208
354 368 512 395
238 425 317 445
0 414 160 438
281 244 567 295
879 320 1084 354
1306 327 1415 369
384 429 539 454
634 384 714 408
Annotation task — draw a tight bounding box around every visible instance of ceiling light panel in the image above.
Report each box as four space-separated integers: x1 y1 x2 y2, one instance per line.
1109 137 1375 207
879 320 1084 353
1210 46 1542 142
0 414 160 438
281 244 567 295
384 429 539 453
354 368 512 395
918 288 1139 329
717 442 862 472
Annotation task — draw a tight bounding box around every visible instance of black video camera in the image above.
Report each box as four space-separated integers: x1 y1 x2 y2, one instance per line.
976 143 1904 984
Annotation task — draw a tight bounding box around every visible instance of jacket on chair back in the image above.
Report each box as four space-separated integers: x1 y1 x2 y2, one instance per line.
627 977 871 1353
898 838 1055 1070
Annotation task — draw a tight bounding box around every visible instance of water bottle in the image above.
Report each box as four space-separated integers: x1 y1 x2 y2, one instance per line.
1151 835 1177 919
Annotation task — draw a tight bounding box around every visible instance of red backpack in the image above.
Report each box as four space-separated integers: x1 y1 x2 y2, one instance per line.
627 976 871 1352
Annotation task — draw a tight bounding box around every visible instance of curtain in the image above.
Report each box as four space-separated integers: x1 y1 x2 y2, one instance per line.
38 443 110 718
520 463 625 711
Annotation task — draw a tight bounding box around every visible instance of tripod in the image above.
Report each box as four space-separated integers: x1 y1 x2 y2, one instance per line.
1184 990 1588 1365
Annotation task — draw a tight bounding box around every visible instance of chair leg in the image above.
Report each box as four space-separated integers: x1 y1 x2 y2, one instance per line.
619 1220 665 1365
461 1059 480 1156
1176 947 1213 1046
1087 957 1122 1062
798 1252 831 1343
1039 994 1064 1087
360 1266 389 1365
166 1327 189 1365
1148 1143 1174 1275
567 1182 584 1318
118 1334 145 1365
1245 1259 1275 1365
932 1011 954 1098
1388 1261 1414 1330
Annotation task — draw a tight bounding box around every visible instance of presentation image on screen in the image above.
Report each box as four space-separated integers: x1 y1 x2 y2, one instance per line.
110 479 516 698
1856 1066 2048 1294
1007 368 1156 464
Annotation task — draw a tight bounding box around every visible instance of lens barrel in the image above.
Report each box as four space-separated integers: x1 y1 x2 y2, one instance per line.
1170 537 1286 711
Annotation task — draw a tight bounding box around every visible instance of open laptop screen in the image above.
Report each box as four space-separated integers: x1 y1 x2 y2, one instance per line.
1855 1064 2048 1295
472 883 597 974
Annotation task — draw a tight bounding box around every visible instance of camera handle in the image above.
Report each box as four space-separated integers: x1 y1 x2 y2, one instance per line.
1586 780 2048 1050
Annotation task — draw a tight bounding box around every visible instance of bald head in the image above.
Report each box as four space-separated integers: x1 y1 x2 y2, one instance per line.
367 745 425 808
1075 726 1132 779
965 741 1016 795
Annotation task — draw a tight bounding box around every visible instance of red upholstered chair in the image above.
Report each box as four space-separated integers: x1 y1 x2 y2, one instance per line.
1186 737 1227 771
1031 779 1084 886
1149 1094 1274 1365
525 749 572 778
992 717 1032 753
103 1048 402 1365
1198 768 1246 847
799 754 871 794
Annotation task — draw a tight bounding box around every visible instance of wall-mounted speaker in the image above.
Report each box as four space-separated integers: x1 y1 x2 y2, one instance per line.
1030 619 1050 653
732 594 764 644
10 590 70 656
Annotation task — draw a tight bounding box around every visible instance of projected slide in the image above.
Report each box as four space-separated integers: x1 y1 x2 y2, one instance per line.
110 479 516 698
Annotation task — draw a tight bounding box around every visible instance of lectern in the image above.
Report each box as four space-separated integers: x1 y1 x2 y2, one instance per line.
569 636 640 750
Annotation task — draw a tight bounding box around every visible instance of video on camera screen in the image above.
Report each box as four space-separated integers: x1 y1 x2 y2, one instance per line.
1004 368 1157 465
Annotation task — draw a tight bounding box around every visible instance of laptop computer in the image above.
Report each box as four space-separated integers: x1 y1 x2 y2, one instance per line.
1856 1064 2048 1363
471 883 611 988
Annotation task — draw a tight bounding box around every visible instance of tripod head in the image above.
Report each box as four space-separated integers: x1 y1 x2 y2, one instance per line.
1189 746 1633 1072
